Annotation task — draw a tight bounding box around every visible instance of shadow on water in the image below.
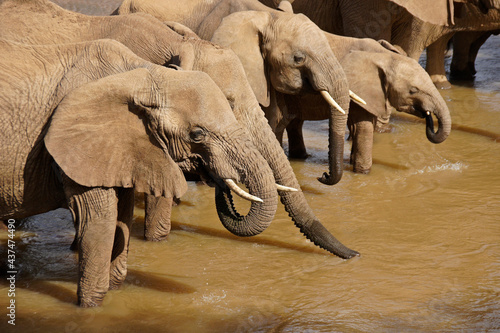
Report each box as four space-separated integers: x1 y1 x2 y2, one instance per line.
169 221 330 255
129 217 331 256
126 268 196 294
0 277 77 305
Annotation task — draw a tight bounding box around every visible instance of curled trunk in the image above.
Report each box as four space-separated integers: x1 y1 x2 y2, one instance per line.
215 142 278 237
424 97 452 144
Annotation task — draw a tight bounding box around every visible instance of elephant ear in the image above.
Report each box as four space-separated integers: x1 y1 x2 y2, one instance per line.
45 68 188 199
378 40 407 56
388 0 455 25
277 1 294 13
341 51 390 119
211 11 271 107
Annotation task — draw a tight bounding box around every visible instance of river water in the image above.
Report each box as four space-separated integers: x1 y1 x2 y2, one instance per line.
1 1 499 332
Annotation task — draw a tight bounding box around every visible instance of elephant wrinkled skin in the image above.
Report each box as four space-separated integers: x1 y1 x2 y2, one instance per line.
115 0 352 186
0 38 280 306
280 35 452 174
0 0 359 258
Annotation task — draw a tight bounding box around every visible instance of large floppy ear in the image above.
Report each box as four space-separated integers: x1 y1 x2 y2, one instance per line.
211 11 271 107
45 68 188 199
388 0 455 25
341 51 390 119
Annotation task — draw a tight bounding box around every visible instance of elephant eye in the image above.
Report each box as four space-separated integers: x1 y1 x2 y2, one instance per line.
189 127 205 143
293 53 305 65
410 87 419 95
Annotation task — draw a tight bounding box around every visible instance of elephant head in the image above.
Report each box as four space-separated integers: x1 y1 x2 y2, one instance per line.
211 10 351 185
44 67 279 237
341 47 452 144
187 39 358 258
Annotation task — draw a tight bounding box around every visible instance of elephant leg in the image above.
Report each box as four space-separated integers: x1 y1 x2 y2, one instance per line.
286 118 309 159
450 31 494 80
109 188 135 290
425 33 454 89
144 195 173 241
348 109 376 174
63 176 118 307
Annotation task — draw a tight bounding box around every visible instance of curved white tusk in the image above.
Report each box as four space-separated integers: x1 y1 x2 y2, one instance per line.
224 179 263 203
276 184 299 192
320 90 346 115
349 90 367 105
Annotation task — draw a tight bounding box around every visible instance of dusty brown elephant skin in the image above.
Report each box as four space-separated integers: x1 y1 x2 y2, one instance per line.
274 33 452 173
261 0 500 88
0 0 359 258
115 0 353 186
0 38 281 306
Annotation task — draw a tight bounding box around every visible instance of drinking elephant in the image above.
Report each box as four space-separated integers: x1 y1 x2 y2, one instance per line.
114 0 359 186
260 0 500 88
251 13 452 173
0 37 284 305
0 0 359 258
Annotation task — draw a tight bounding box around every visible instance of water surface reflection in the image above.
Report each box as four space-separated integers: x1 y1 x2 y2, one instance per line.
0 1 499 332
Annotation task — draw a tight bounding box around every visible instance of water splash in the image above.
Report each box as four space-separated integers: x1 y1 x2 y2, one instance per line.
411 161 468 175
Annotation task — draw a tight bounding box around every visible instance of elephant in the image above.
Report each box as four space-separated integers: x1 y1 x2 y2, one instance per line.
114 0 358 186
0 38 282 306
283 34 452 174
260 0 500 88
450 30 500 80
0 0 359 258
209 7 451 173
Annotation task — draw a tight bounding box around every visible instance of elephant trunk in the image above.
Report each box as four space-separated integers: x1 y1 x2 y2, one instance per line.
215 142 278 237
279 173 360 259
318 108 349 185
244 104 359 258
310 58 351 186
424 96 452 144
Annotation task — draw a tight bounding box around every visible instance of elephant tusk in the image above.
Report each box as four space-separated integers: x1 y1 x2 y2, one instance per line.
320 90 346 115
349 90 367 105
223 179 263 203
276 184 299 192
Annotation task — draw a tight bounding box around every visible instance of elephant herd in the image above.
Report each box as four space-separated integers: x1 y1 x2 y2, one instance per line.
0 0 496 307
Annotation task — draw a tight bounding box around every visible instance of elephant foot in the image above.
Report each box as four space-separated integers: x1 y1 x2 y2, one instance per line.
449 68 475 81
375 122 392 133
430 75 452 89
108 281 123 290
288 148 309 159
78 293 106 307
353 167 371 174
145 234 169 242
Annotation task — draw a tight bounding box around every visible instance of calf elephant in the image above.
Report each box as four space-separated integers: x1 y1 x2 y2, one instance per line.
288 34 451 174
0 38 280 306
261 0 500 88
0 0 359 258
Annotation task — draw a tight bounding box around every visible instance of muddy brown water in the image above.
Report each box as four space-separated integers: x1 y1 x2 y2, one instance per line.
1 1 499 332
